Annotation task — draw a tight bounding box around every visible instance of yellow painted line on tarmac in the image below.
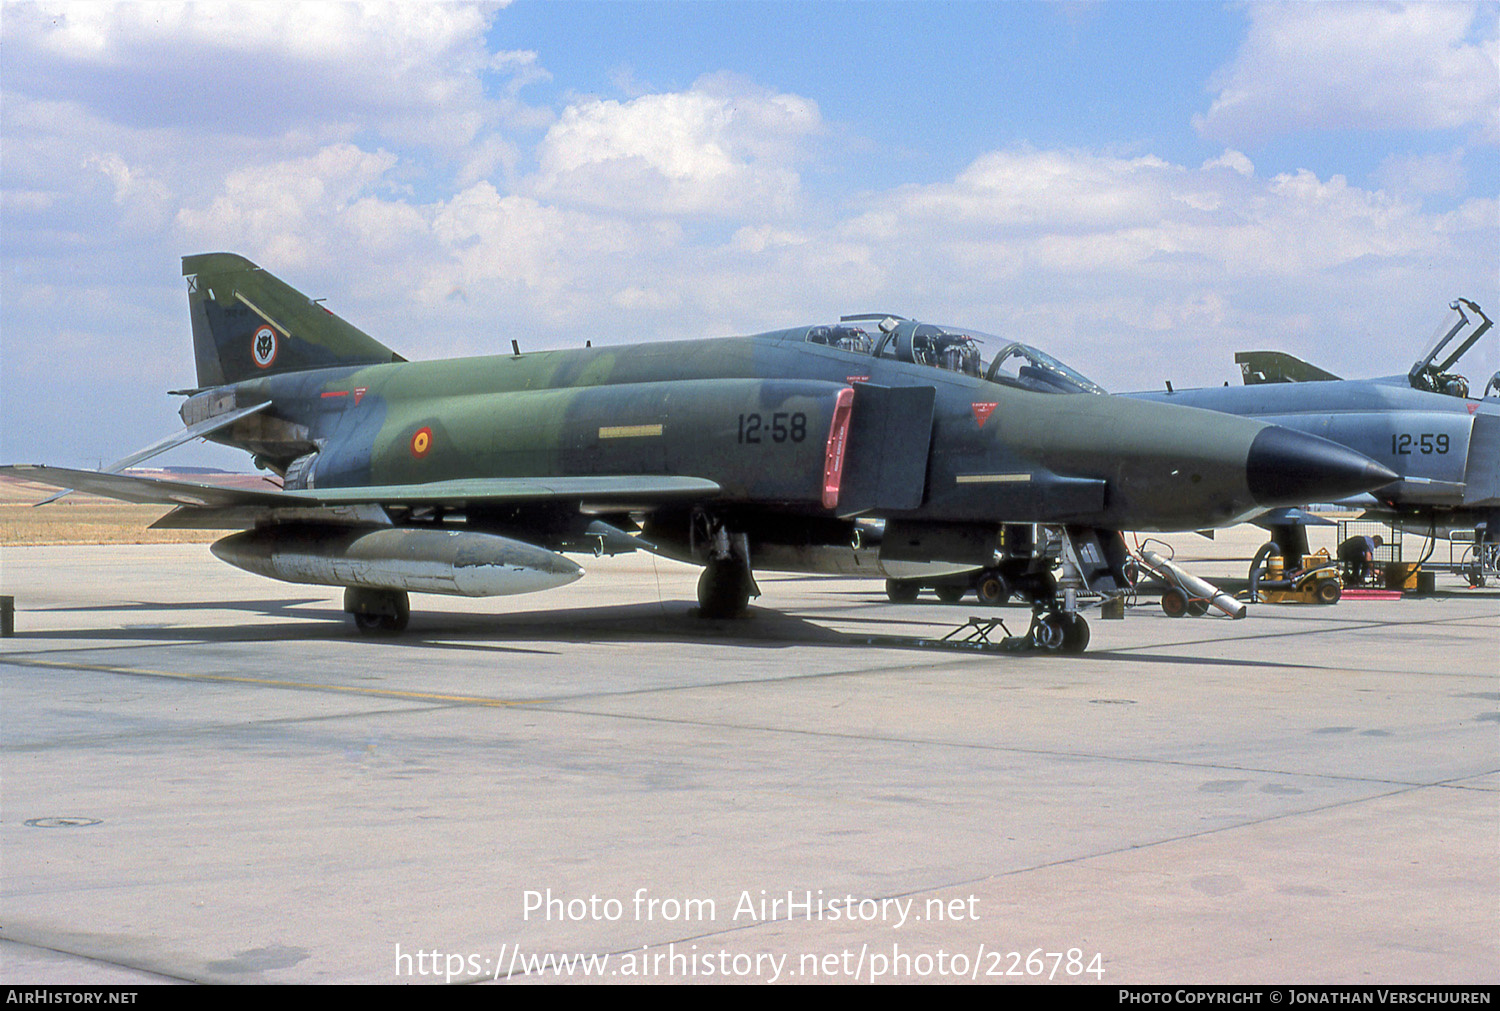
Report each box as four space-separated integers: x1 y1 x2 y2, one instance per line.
2 655 549 708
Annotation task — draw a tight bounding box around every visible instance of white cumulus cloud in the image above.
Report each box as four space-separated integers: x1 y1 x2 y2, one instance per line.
529 74 821 218
1196 2 1499 144
2 0 531 150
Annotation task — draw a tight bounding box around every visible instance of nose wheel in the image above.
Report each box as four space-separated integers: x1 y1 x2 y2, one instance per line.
1029 611 1090 654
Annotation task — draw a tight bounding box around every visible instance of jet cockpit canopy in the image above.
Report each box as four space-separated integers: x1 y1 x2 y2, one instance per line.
803 314 1104 393
1410 298 1493 398
984 341 1108 395
835 315 985 377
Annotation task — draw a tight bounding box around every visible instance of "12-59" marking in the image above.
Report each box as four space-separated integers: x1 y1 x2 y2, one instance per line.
1391 433 1450 455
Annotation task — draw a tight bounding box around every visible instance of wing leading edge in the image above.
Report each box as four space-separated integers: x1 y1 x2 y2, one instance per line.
2 465 722 512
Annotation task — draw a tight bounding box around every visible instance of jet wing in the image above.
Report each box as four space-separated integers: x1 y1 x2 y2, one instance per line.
291 475 723 506
2 465 721 511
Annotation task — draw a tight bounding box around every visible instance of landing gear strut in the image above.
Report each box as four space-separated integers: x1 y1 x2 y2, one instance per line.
694 517 760 619
1019 525 1133 654
345 586 410 634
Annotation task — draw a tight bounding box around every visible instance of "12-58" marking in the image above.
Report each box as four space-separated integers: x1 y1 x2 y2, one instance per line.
738 412 808 444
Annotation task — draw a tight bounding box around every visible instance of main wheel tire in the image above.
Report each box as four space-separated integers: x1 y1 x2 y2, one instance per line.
885 579 920 604
935 584 966 604
349 592 409 634
975 573 1010 607
1161 587 1189 617
1315 579 1342 605
699 563 751 618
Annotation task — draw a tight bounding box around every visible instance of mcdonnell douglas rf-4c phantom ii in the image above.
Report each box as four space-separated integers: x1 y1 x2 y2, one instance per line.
4 254 1399 652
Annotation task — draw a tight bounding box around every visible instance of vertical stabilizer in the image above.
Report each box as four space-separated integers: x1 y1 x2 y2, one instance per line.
183 253 403 387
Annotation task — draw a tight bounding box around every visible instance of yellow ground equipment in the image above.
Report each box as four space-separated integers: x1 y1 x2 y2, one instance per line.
1248 547 1342 604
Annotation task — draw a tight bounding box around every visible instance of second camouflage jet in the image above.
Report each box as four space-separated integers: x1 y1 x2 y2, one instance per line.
5 254 1397 651
1131 299 1500 585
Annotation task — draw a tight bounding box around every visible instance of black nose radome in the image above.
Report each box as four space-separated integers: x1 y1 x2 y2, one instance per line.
1247 426 1399 507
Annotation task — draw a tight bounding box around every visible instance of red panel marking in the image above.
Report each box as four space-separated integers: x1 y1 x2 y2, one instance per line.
354 387 367 405
822 387 856 510
971 401 997 427
320 390 348 399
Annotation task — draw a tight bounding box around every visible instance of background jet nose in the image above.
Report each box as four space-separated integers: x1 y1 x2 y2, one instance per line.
1247 426 1399 506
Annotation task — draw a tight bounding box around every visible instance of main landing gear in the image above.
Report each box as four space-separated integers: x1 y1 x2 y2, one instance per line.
345 586 410 634
695 518 761 619
698 557 757 618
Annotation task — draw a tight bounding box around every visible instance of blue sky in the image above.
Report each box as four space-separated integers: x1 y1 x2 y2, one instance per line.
2 1 1497 468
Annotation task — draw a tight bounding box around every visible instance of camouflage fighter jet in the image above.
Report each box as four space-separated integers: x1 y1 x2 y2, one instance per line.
3 254 1399 651
1131 299 1499 580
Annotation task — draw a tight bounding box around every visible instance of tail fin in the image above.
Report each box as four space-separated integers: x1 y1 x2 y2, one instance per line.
183 253 404 387
1234 350 1341 385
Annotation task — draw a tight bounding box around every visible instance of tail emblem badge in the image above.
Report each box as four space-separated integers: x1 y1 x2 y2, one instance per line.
251 326 278 369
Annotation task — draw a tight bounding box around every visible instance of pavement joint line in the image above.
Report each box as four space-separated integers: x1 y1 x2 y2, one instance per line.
0 936 197 985
0 703 480 753
1073 654 1496 679
511 703 1498 792
2 635 1491 685
5 654 1491 793
0 654 554 709
1102 609 1500 655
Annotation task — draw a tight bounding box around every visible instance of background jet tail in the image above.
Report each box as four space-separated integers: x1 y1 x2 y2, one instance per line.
1234 350 1341 385
183 252 404 388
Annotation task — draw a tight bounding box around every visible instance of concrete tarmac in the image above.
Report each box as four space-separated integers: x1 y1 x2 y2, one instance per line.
1 531 1496 984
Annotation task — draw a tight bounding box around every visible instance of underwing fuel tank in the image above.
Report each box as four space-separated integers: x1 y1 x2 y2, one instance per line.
211 525 583 597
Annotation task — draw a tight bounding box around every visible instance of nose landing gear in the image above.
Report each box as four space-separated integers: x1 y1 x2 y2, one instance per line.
1029 610 1091 653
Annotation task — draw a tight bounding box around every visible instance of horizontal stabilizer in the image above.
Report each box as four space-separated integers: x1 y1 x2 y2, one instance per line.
33 402 272 505
5 464 291 508
1253 507 1336 528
